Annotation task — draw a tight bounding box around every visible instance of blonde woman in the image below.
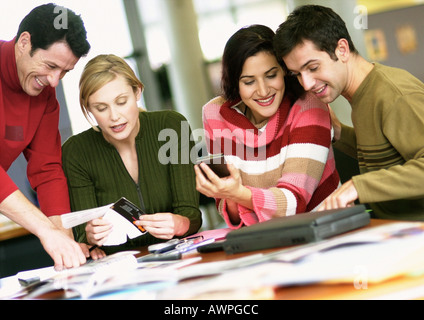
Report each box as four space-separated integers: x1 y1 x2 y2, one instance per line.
62 54 201 254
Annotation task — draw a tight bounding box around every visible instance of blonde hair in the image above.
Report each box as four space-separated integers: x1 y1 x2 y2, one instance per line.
79 54 144 127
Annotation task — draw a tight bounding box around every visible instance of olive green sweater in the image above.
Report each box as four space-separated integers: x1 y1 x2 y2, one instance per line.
334 63 424 220
62 110 202 253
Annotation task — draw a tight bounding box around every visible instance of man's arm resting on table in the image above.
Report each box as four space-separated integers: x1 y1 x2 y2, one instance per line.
0 190 86 270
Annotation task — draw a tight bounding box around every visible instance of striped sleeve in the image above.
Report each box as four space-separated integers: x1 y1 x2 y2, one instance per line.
202 94 339 229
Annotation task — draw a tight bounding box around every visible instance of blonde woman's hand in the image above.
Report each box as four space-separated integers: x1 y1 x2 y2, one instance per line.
85 218 113 246
135 213 189 239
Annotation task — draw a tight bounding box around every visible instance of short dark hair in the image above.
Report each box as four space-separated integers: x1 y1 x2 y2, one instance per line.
274 5 357 62
16 3 90 58
221 24 303 102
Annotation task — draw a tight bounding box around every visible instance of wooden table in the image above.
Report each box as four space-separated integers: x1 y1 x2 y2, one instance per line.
12 219 424 300
0 226 30 241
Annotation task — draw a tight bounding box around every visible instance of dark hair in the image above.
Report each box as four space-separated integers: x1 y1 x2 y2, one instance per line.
221 24 303 102
16 3 90 58
274 5 357 63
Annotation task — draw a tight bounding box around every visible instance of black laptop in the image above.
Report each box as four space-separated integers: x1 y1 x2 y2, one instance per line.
223 205 370 254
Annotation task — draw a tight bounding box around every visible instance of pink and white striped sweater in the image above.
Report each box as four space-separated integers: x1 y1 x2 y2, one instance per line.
202 92 340 229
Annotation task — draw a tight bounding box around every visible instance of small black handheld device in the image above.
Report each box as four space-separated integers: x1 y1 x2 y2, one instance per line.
196 154 230 178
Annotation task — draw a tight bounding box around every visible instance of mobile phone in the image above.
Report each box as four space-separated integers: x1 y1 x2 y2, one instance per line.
196 154 230 178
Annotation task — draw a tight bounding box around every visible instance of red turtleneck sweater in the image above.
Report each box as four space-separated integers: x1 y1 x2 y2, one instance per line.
0 39 70 216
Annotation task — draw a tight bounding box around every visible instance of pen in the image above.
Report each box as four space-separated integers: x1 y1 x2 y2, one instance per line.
18 276 41 287
137 251 182 262
148 236 204 254
148 238 182 254
87 245 99 262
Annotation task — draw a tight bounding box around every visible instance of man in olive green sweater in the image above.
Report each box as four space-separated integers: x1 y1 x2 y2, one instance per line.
274 5 424 220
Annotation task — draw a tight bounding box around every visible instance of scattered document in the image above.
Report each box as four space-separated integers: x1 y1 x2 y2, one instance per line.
3 252 204 300
5 221 424 300
158 222 424 299
20 252 140 299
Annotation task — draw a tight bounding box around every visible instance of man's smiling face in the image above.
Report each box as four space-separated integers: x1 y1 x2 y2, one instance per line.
283 39 348 104
15 32 79 96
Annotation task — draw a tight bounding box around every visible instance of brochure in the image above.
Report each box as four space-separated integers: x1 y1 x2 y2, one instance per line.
61 197 147 246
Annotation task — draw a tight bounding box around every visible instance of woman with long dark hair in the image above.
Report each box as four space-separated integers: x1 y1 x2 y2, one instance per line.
195 25 339 229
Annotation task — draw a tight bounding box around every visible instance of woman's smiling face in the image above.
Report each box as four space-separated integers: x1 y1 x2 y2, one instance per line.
238 51 285 124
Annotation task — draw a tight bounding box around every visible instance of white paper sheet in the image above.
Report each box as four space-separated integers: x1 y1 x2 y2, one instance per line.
102 209 143 246
61 202 144 246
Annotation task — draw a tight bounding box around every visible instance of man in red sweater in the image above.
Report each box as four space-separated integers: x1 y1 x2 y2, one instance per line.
0 4 95 270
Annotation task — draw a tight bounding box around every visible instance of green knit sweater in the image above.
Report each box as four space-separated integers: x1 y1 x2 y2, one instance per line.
62 110 202 253
334 63 424 220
